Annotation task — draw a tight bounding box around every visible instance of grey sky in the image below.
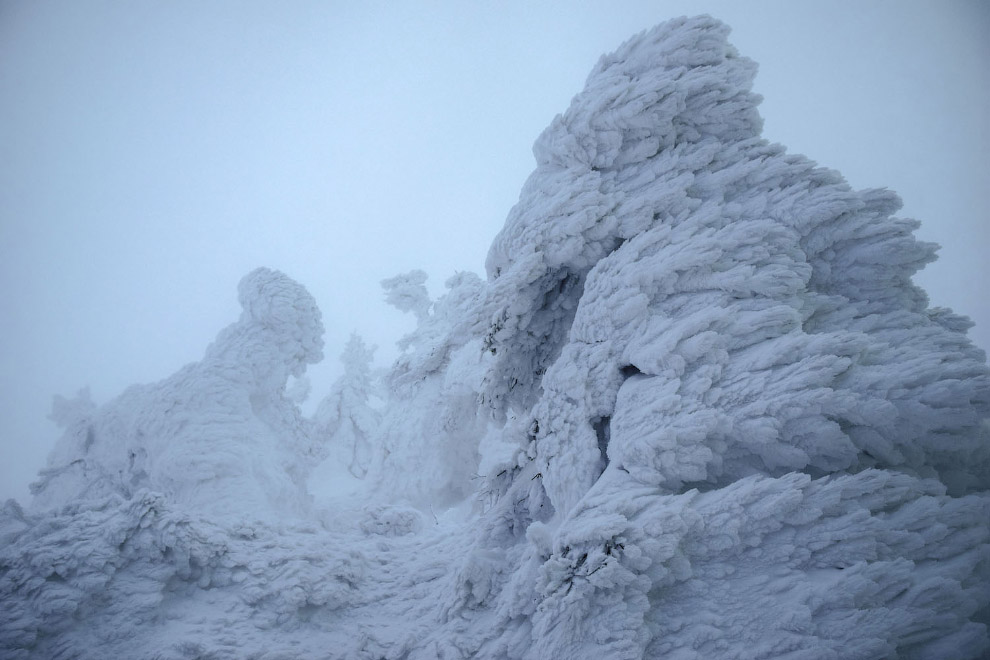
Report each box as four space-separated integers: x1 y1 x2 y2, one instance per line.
1 1 987 503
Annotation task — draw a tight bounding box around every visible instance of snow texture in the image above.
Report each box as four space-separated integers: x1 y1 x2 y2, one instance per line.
2 15 989 660
29 267 326 520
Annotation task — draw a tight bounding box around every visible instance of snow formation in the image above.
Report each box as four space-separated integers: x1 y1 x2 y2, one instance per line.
2 15 989 660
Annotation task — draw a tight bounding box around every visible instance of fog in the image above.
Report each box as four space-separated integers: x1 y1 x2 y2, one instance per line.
1 0 987 503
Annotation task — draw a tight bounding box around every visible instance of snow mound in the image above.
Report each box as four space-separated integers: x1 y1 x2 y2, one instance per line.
3 15 989 660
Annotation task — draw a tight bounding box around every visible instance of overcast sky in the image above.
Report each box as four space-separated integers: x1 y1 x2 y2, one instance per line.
1 1 987 503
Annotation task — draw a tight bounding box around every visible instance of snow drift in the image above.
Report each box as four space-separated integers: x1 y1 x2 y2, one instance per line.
2 15 989 660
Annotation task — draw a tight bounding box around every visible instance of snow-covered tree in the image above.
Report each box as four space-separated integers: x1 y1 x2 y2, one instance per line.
370 270 490 508
26 267 325 519
381 268 432 327
465 16 990 658
313 333 380 479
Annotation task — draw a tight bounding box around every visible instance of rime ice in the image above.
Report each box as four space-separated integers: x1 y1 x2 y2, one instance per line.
2 16 989 660
29 266 326 518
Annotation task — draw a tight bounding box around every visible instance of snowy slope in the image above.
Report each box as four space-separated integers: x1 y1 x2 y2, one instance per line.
2 15 988 660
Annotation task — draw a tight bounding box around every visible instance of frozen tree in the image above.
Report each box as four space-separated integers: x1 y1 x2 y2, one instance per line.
26 267 326 519
313 333 381 479
381 268 432 327
2 15 988 660
370 270 491 508
464 16 990 658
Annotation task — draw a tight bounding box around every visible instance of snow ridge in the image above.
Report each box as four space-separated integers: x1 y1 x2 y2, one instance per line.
2 15 989 660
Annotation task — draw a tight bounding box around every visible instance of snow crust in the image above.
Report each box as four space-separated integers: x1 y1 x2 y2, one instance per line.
2 15 989 660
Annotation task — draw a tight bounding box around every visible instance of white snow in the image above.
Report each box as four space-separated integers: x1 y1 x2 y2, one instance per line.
2 15 988 660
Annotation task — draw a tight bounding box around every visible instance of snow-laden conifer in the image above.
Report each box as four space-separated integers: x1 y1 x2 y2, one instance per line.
370 270 489 508
314 333 380 479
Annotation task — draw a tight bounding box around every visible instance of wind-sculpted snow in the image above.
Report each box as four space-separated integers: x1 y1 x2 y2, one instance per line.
29 267 326 519
2 15 989 660
482 18 989 513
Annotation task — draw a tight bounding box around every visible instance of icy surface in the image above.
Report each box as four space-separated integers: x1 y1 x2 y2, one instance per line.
2 16 989 660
